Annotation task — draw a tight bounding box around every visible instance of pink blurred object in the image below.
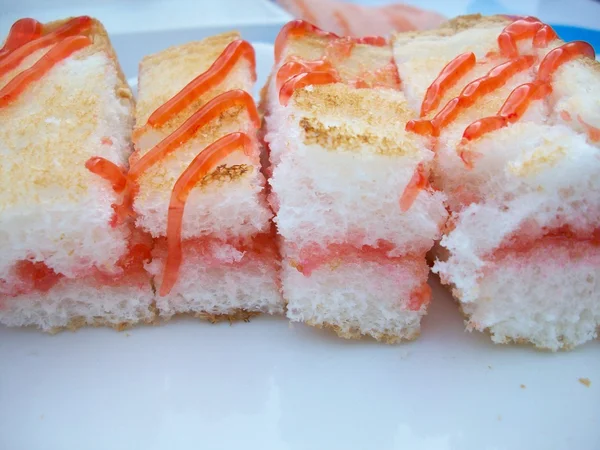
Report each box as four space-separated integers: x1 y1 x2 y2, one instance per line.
276 0 446 36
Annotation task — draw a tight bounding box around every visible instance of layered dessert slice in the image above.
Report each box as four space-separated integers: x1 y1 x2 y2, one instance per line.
263 21 448 342
0 17 155 331
131 33 283 320
393 15 600 349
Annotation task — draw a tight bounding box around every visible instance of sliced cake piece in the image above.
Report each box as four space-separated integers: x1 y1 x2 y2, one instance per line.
0 16 155 331
393 14 600 350
131 33 282 320
263 21 448 342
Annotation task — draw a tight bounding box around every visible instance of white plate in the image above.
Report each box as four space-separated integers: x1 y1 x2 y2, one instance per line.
1 39 599 450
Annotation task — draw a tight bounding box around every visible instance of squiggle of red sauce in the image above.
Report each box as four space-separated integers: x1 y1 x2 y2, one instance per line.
419 52 476 117
461 41 595 150
129 89 259 179
87 39 261 251
139 39 256 134
406 55 536 137
274 20 386 63
275 58 335 91
0 18 43 60
160 132 254 295
405 17 558 140
273 20 395 106
404 17 595 172
497 16 557 58
0 16 91 80
0 17 92 108
85 156 136 227
121 42 260 295
279 71 340 106
399 162 429 212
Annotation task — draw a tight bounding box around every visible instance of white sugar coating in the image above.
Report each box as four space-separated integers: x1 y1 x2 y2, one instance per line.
436 241 600 351
282 248 429 343
0 49 134 284
147 242 283 318
0 276 155 332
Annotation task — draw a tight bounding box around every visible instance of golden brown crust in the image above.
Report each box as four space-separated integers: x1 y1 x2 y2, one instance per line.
441 14 511 32
88 19 135 107
191 310 261 323
579 55 600 75
160 309 262 324
48 306 261 333
50 302 159 333
140 32 240 70
392 13 510 42
4 16 133 104
132 32 257 195
0 16 135 209
292 83 411 122
135 32 241 128
44 17 134 108
299 116 418 155
306 319 421 344
258 72 273 115
199 164 251 186
291 83 423 156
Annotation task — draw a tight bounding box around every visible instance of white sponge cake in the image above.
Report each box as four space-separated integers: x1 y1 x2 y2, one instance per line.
281 243 431 343
0 17 155 331
269 83 447 256
132 34 282 319
264 21 447 342
132 33 272 241
393 15 600 350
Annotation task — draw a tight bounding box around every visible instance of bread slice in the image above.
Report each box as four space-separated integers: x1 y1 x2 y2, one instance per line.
392 15 600 350
263 21 447 342
281 243 430 343
132 34 282 319
0 17 155 331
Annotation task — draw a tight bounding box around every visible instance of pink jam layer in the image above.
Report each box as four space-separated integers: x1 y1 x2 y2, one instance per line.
286 232 436 274
0 227 153 298
150 232 280 271
288 241 426 275
483 235 600 278
286 243 431 311
0 261 150 299
493 225 600 260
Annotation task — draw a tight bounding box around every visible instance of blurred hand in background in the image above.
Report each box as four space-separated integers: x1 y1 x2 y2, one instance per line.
276 0 446 36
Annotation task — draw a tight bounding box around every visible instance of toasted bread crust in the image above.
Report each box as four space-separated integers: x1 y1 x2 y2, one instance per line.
44 17 134 107
441 14 511 32
290 83 424 156
306 319 421 344
392 13 511 42
135 32 241 128
132 32 258 195
48 306 262 333
0 17 135 209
